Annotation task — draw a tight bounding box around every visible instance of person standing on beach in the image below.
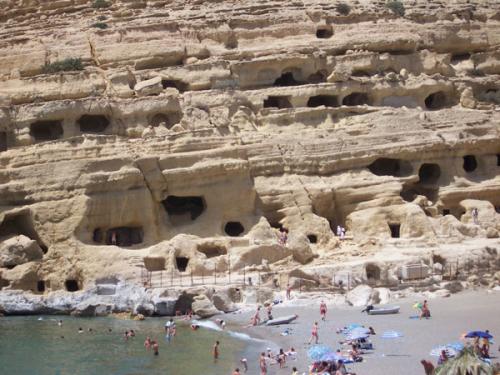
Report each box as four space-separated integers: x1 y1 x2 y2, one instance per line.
309 322 319 344
253 307 261 326
213 340 220 362
152 340 159 356
267 305 273 321
320 300 327 321
240 358 248 372
286 283 292 300
259 352 267 374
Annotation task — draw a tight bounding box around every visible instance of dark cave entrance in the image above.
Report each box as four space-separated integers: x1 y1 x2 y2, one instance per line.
65 279 80 292
162 196 206 223
342 93 369 106
0 131 7 152
316 26 333 39
463 155 477 172
307 95 339 108
77 115 109 133
368 158 412 177
263 96 292 109
175 257 189 272
224 221 244 237
389 223 400 238
30 120 63 141
105 227 143 246
274 72 299 87
424 91 447 110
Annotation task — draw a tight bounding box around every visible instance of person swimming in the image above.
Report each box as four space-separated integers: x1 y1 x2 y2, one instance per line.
152 340 159 356
144 336 152 349
58 320 63 327
78 327 84 334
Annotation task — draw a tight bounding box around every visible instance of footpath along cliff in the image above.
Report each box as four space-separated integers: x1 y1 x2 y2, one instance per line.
0 0 499 316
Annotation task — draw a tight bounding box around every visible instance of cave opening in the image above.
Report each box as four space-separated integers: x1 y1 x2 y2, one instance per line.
197 243 227 258
174 293 194 315
424 91 447 110
161 79 188 92
0 131 7 152
368 158 412 177
65 279 80 292
77 115 109 133
105 227 143 246
37 280 46 293
150 113 181 129
497 154 500 166
175 257 189 272
463 155 477 172
307 95 339 108
418 163 441 184
274 72 299 87
224 221 244 237
389 223 400 238
162 196 206 222
307 71 327 83
365 264 381 280
263 96 292 109
342 92 369 106
442 209 450 216
0 275 9 289
30 120 63 141
0 211 48 253
450 53 471 64
307 234 318 244
316 26 333 39
93 228 103 243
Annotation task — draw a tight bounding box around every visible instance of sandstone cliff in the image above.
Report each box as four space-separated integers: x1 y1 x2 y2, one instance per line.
0 0 499 297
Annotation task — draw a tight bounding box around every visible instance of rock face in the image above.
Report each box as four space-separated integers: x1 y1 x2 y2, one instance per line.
0 0 499 296
0 235 43 268
191 295 220 318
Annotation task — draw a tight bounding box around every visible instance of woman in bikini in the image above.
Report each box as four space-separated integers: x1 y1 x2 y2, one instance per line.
309 322 319 344
259 352 267 374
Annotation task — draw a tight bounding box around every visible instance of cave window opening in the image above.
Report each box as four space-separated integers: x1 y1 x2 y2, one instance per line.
497 154 500 166
37 280 46 293
442 209 450 216
463 155 477 172
224 221 244 237
342 92 369 106
274 72 299 87
308 71 327 83
162 196 206 223
30 120 63 141
65 280 80 292
365 264 381 280
150 113 180 129
451 53 471 64
307 234 318 244
93 228 103 243
0 276 9 289
0 131 7 152
418 163 441 184
316 26 333 39
161 79 188 92
77 115 109 133
368 158 412 177
424 91 447 110
389 223 400 238
0 211 48 252
175 257 189 272
105 227 143 247
263 96 292 109
307 95 339 108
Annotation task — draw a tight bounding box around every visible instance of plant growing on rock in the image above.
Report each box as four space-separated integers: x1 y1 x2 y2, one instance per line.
386 0 405 17
41 58 84 74
336 3 351 16
92 0 111 9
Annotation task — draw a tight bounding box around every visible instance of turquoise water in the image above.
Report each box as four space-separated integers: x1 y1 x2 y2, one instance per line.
0 316 248 375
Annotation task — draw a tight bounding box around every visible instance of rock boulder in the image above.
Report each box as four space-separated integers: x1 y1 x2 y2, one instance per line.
0 235 43 268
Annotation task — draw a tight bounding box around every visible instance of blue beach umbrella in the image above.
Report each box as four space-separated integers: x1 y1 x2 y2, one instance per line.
446 342 465 351
381 330 403 339
346 331 369 341
320 352 343 362
346 327 370 336
308 345 332 361
465 331 493 339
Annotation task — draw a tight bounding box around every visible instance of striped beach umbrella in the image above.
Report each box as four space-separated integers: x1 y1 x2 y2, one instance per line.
381 330 403 339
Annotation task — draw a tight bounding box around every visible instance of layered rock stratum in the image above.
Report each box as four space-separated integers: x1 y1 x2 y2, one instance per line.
0 0 499 311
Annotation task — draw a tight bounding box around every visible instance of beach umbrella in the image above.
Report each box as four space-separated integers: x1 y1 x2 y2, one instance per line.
465 331 493 339
342 323 362 333
430 346 459 358
346 327 370 336
346 331 369 341
381 330 403 339
447 342 465 352
308 345 332 361
320 352 343 362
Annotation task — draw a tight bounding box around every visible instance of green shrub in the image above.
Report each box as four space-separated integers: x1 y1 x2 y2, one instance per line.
42 58 84 74
97 15 107 21
386 0 405 16
92 0 111 9
336 3 351 16
91 22 108 29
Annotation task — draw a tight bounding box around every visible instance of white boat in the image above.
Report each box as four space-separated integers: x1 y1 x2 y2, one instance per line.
367 306 400 315
265 314 298 326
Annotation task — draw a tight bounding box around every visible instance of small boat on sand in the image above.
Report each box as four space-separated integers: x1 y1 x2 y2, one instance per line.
367 306 400 315
265 314 298 326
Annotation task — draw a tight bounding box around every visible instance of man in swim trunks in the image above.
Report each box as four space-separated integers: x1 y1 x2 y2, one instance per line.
213 340 220 362
259 352 267 374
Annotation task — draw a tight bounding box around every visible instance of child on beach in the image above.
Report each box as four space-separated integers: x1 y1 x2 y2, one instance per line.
213 340 220 362
308 322 319 345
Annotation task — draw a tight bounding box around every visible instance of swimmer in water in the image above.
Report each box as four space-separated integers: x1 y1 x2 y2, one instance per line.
152 340 159 356
78 327 84 334
144 336 152 349
58 320 63 327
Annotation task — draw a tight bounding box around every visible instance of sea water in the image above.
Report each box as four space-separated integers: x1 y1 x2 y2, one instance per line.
0 316 253 375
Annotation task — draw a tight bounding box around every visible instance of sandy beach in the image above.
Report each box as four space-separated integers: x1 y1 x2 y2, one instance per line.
224 289 500 375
